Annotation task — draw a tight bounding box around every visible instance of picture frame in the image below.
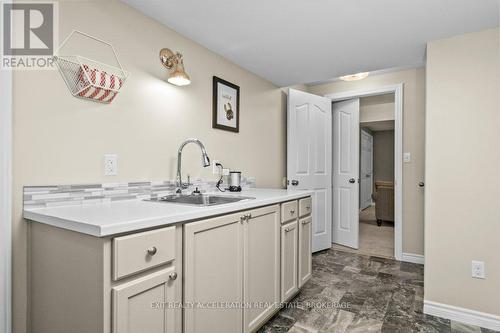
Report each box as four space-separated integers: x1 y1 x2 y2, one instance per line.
212 76 240 133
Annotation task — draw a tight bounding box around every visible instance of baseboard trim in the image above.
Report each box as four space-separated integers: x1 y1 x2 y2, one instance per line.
424 300 500 331
401 252 424 264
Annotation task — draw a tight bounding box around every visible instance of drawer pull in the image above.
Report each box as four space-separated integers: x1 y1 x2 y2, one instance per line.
290 209 295 215
306 206 311 210
147 246 158 256
241 213 252 223
302 220 311 225
285 227 292 233
169 272 178 281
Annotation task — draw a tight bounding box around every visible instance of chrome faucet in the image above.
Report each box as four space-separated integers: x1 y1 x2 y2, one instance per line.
176 138 210 193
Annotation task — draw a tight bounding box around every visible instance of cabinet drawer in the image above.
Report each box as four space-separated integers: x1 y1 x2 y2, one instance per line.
113 226 176 280
281 200 298 224
299 197 312 217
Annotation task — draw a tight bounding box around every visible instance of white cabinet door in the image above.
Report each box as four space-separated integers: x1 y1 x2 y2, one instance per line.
287 89 332 252
281 221 298 302
243 205 280 333
298 215 312 288
332 99 360 249
112 267 177 333
184 213 244 333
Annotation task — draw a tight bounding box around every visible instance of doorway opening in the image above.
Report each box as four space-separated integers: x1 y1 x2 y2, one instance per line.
358 94 395 258
327 86 402 260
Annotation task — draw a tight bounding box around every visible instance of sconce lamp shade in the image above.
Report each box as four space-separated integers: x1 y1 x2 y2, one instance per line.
159 48 191 86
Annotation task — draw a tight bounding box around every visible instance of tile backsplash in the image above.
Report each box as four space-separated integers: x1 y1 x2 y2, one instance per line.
24 178 256 209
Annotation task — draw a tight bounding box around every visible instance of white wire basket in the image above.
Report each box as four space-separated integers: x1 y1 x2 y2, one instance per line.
53 30 129 104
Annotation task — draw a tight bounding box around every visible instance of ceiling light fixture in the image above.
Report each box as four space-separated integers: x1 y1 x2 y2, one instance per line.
159 48 191 86
339 72 370 81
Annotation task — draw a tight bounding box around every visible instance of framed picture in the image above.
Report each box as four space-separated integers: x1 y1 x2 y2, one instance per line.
213 76 240 132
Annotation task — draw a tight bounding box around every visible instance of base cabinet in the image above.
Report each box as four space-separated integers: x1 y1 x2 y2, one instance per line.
29 196 312 333
243 206 280 333
184 212 244 333
184 205 281 333
280 221 298 302
112 267 177 333
298 216 312 288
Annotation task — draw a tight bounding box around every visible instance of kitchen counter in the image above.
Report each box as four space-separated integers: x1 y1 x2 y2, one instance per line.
24 188 313 237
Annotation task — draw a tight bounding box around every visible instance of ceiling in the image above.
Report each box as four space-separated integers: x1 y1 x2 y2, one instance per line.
122 0 499 87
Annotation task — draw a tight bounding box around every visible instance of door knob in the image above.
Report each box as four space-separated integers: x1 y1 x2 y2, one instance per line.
291 180 299 186
419 182 425 187
349 178 356 184
169 272 178 280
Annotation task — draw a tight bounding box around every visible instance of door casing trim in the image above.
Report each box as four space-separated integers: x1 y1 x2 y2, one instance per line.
325 84 404 261
1 68 13 333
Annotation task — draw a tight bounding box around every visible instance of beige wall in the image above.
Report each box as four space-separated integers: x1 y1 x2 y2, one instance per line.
360 94 395 123
11 1 286 332
425 28 500 315
309 68 426 255
373 130 395 183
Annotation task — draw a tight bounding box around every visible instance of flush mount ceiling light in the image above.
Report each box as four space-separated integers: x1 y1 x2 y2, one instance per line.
339 72 370 81
159 48 191 86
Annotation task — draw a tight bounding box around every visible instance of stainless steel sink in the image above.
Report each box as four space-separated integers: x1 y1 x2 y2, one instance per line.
146 194 255 206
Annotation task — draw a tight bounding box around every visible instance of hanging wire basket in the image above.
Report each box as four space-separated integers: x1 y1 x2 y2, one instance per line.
53 30 129 104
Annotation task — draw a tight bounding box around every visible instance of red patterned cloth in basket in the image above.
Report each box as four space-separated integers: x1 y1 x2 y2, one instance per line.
76 64 123 103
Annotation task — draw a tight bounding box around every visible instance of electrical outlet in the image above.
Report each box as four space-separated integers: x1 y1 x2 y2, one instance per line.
404 152 411 163
104 154 118 176
212 160 220 174
471 261 485 279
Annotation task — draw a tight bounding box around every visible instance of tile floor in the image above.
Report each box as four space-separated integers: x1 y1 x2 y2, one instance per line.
258 249 497 333
331 206 394 258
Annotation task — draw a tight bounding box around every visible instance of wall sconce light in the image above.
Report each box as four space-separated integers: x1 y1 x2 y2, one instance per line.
159 48 191 86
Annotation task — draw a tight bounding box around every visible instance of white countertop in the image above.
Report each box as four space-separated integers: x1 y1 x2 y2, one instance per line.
24 188 313 237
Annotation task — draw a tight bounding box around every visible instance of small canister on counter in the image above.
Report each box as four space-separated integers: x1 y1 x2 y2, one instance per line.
229 171 242 192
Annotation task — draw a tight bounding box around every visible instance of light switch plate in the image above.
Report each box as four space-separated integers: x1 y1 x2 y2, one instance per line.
404 152 411 163
471 260 485 279
104 154 118 176
212 160 220 174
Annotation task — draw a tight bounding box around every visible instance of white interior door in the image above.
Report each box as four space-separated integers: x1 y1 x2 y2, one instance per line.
332 99 360 249
287 89 332 252
360 129 373 210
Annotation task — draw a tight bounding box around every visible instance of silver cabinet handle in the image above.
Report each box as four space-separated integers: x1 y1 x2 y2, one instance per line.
349 178 356 184
306 206 311 210
291 180 299 186
290 209 295 215
169 272 178 280
147 246 157 256
241 213 252 223
419 182 425 187
302 220 311 225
